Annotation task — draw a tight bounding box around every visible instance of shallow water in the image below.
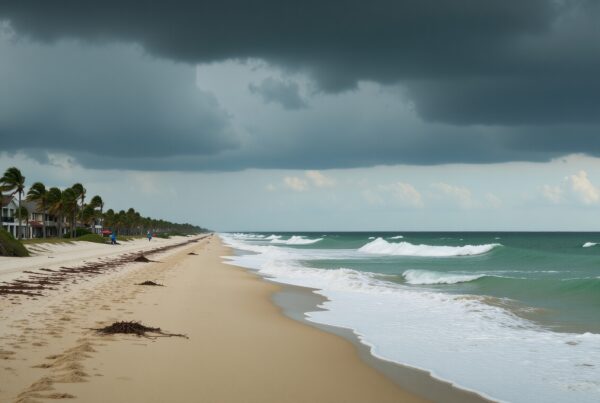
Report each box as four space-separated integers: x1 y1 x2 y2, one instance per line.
221 232 600 403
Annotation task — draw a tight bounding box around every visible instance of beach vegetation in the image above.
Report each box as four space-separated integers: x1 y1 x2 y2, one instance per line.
1 167 26 239
0 227 29 256
26 182 49 238
2 166 209 243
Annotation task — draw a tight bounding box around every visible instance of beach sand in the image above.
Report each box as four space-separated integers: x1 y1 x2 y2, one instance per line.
1 235 430 402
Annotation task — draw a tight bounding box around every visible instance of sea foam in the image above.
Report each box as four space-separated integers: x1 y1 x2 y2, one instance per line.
220 233 600 403
403 269 486 285
270 235 323 245
583 242 597 248
359 237 500 257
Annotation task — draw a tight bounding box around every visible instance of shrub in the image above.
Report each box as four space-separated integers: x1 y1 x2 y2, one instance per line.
0 228 30 257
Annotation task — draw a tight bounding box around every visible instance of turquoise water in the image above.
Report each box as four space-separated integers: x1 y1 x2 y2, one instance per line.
290 232 600 333
222 232 600 403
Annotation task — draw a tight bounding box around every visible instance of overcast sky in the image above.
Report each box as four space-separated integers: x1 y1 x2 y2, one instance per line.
1 1 600 231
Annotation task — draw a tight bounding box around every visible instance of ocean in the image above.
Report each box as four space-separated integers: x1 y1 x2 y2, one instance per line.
220 232 600 403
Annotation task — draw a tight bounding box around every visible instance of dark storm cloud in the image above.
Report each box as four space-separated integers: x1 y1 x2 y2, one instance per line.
0 39 238 159
1 0 599 125
1 0 600 171
249 78 307 110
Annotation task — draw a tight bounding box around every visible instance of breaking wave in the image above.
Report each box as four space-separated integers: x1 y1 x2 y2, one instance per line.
403 269 487 285
583 242 597 248
359 237 501 257
270 235 323 245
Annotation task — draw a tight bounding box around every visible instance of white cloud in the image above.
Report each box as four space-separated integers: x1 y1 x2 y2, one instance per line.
431 182 475 209
378 182 424 208
568 170 600 205
305 170 335 187
541 184 563 204
282 170 334 192
541 170 600 205
283 176 308 192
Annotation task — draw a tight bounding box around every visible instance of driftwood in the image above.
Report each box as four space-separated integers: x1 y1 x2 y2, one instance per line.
93 321 187 338
137 281 164 286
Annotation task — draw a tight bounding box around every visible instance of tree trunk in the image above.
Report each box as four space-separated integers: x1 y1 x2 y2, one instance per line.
17 191 22 239
57 214 62 238
42 203 47 238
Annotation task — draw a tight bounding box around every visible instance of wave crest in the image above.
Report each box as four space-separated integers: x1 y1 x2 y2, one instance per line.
583 242 597 248
403 269 486 285
359 238 501 257
271 235 323 245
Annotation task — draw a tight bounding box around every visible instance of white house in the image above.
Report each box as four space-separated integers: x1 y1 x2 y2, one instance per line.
1 195 21 238
1 195 65 239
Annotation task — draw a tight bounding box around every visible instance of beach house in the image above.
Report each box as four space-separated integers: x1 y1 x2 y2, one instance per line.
1 195 65 239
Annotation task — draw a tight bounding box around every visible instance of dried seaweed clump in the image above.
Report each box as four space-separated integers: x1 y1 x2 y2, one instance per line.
134 254 152 262
94 321 187 338
137 281 164 286
187 252 198 255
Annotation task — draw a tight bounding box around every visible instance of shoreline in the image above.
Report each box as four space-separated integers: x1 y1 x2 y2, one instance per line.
270 283 493 403
1 235 431 402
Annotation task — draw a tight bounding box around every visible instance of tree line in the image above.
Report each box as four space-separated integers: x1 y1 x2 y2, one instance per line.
0 166 207 239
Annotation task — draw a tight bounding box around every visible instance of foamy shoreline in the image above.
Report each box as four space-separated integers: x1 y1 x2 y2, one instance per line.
0 235 432 402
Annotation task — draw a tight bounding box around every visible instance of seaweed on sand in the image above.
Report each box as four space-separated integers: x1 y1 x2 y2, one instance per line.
137 281 164 286
93 321 187 338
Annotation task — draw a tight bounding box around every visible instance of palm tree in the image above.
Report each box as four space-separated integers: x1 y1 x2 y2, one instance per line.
17 205 29 238
81 204 96 229
47 187 65 237
90 195 104 232
1 167 26 239
26 182 48 238
71 183 86 235
62 188 78 238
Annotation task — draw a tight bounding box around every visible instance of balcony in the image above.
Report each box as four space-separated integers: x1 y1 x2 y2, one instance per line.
1 216 14 223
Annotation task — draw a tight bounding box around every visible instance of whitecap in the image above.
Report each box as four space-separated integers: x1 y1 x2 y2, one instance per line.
358 238 501 257
271 235 323 245
403 269 486 285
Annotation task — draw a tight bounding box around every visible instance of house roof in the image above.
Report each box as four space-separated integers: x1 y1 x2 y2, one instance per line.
22 200 42 213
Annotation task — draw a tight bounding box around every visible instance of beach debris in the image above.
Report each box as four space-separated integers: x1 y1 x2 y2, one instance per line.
133 254 152 262
187 252 198 255
0 236 204 299
137 280 164 286
93 321 187 338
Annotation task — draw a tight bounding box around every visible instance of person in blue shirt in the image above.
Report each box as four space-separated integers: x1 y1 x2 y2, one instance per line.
147 231 152 242
110 232 117 245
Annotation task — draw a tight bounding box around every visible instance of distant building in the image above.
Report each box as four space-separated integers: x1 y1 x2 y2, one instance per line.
1 195 66 238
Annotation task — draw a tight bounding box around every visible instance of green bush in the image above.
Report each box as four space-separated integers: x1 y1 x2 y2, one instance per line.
63 228 93 238
0 228 30 257
154 232 171 239
76 234 107 243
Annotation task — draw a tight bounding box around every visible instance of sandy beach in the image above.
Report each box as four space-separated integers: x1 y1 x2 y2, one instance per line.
0 235 430 402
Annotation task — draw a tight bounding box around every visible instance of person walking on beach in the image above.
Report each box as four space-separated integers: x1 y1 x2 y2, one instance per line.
110 232 117 245
147 230 152 242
